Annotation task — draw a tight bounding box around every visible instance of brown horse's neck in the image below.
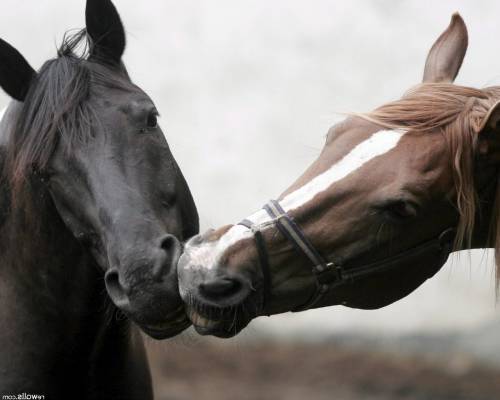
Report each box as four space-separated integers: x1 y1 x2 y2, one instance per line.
468 164 499 250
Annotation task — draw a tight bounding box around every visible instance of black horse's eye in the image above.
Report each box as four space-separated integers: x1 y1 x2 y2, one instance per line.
146 112 158 129
33 166 54 183
161 193 177 208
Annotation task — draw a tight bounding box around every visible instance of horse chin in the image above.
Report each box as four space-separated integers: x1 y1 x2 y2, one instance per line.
135 305 192 340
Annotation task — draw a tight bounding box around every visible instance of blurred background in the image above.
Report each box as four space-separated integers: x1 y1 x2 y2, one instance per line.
2 1 500 399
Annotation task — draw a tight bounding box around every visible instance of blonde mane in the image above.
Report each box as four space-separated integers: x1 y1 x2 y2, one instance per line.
360 82 500 291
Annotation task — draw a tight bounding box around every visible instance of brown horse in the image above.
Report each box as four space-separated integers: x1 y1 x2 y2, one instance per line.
178 13 500 338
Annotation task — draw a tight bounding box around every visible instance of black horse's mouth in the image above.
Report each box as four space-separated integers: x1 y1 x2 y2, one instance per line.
139 305 191 340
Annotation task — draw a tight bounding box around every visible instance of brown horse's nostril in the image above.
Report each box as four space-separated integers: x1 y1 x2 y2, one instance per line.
199 277 243 300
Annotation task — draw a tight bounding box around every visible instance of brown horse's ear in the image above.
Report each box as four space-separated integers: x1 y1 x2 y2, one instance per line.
478 102 500 162
422 13 468 83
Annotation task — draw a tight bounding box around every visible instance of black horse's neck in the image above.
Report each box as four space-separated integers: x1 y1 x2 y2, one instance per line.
0 176 145 397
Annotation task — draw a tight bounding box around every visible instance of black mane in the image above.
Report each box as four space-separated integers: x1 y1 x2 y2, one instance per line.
3 29 132 196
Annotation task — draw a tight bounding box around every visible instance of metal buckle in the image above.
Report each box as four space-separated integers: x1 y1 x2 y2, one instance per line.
313 262 343 285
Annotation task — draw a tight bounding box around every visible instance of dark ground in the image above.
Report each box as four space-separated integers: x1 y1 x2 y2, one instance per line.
146 336 500 400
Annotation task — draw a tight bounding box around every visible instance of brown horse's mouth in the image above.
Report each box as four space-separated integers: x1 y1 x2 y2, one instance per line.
140 305 191 339
185 301 255 338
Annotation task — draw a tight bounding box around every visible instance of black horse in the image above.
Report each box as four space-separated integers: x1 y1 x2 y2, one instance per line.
0 0 198 397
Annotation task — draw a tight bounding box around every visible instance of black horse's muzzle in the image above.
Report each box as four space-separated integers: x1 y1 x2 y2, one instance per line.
104 234 192 339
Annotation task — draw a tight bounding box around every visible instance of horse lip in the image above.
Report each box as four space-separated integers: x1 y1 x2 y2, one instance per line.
141 319 191 339
140 305 190 338
143 305 186 327
187 309 218 328
187 309 242 338
192 319 240 338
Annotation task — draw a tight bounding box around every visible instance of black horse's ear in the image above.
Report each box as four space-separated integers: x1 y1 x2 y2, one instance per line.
86 0 126 65
478 102 500 163
422 13 468 83
0 39 36 101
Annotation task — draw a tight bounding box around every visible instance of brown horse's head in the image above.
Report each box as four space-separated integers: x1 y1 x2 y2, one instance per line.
178 14 500 337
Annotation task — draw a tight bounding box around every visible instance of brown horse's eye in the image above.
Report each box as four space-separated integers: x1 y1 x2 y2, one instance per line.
380 200 418 222
146 112 158 129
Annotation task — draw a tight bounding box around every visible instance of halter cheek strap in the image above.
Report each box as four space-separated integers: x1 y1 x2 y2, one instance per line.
239 199 348 312
239 199 455 313
263 200 343 310
238 218 272 310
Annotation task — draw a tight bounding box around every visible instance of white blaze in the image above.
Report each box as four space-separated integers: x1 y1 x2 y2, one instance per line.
279 130 405 211
184 129 406 269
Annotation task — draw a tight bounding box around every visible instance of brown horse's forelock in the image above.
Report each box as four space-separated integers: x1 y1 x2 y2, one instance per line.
358 82 500 292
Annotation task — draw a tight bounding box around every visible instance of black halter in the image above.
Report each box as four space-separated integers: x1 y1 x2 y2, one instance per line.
239 199 455 312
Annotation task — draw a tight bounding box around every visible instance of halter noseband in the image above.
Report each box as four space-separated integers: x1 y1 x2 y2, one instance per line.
239 199 455 313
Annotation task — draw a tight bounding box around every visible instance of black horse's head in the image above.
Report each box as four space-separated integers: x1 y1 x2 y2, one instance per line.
0 0 198 339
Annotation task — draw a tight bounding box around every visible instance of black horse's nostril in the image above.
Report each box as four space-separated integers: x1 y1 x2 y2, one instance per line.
160 234 181 254
152 234 182 279
199 277 244 300
104 269 131 310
